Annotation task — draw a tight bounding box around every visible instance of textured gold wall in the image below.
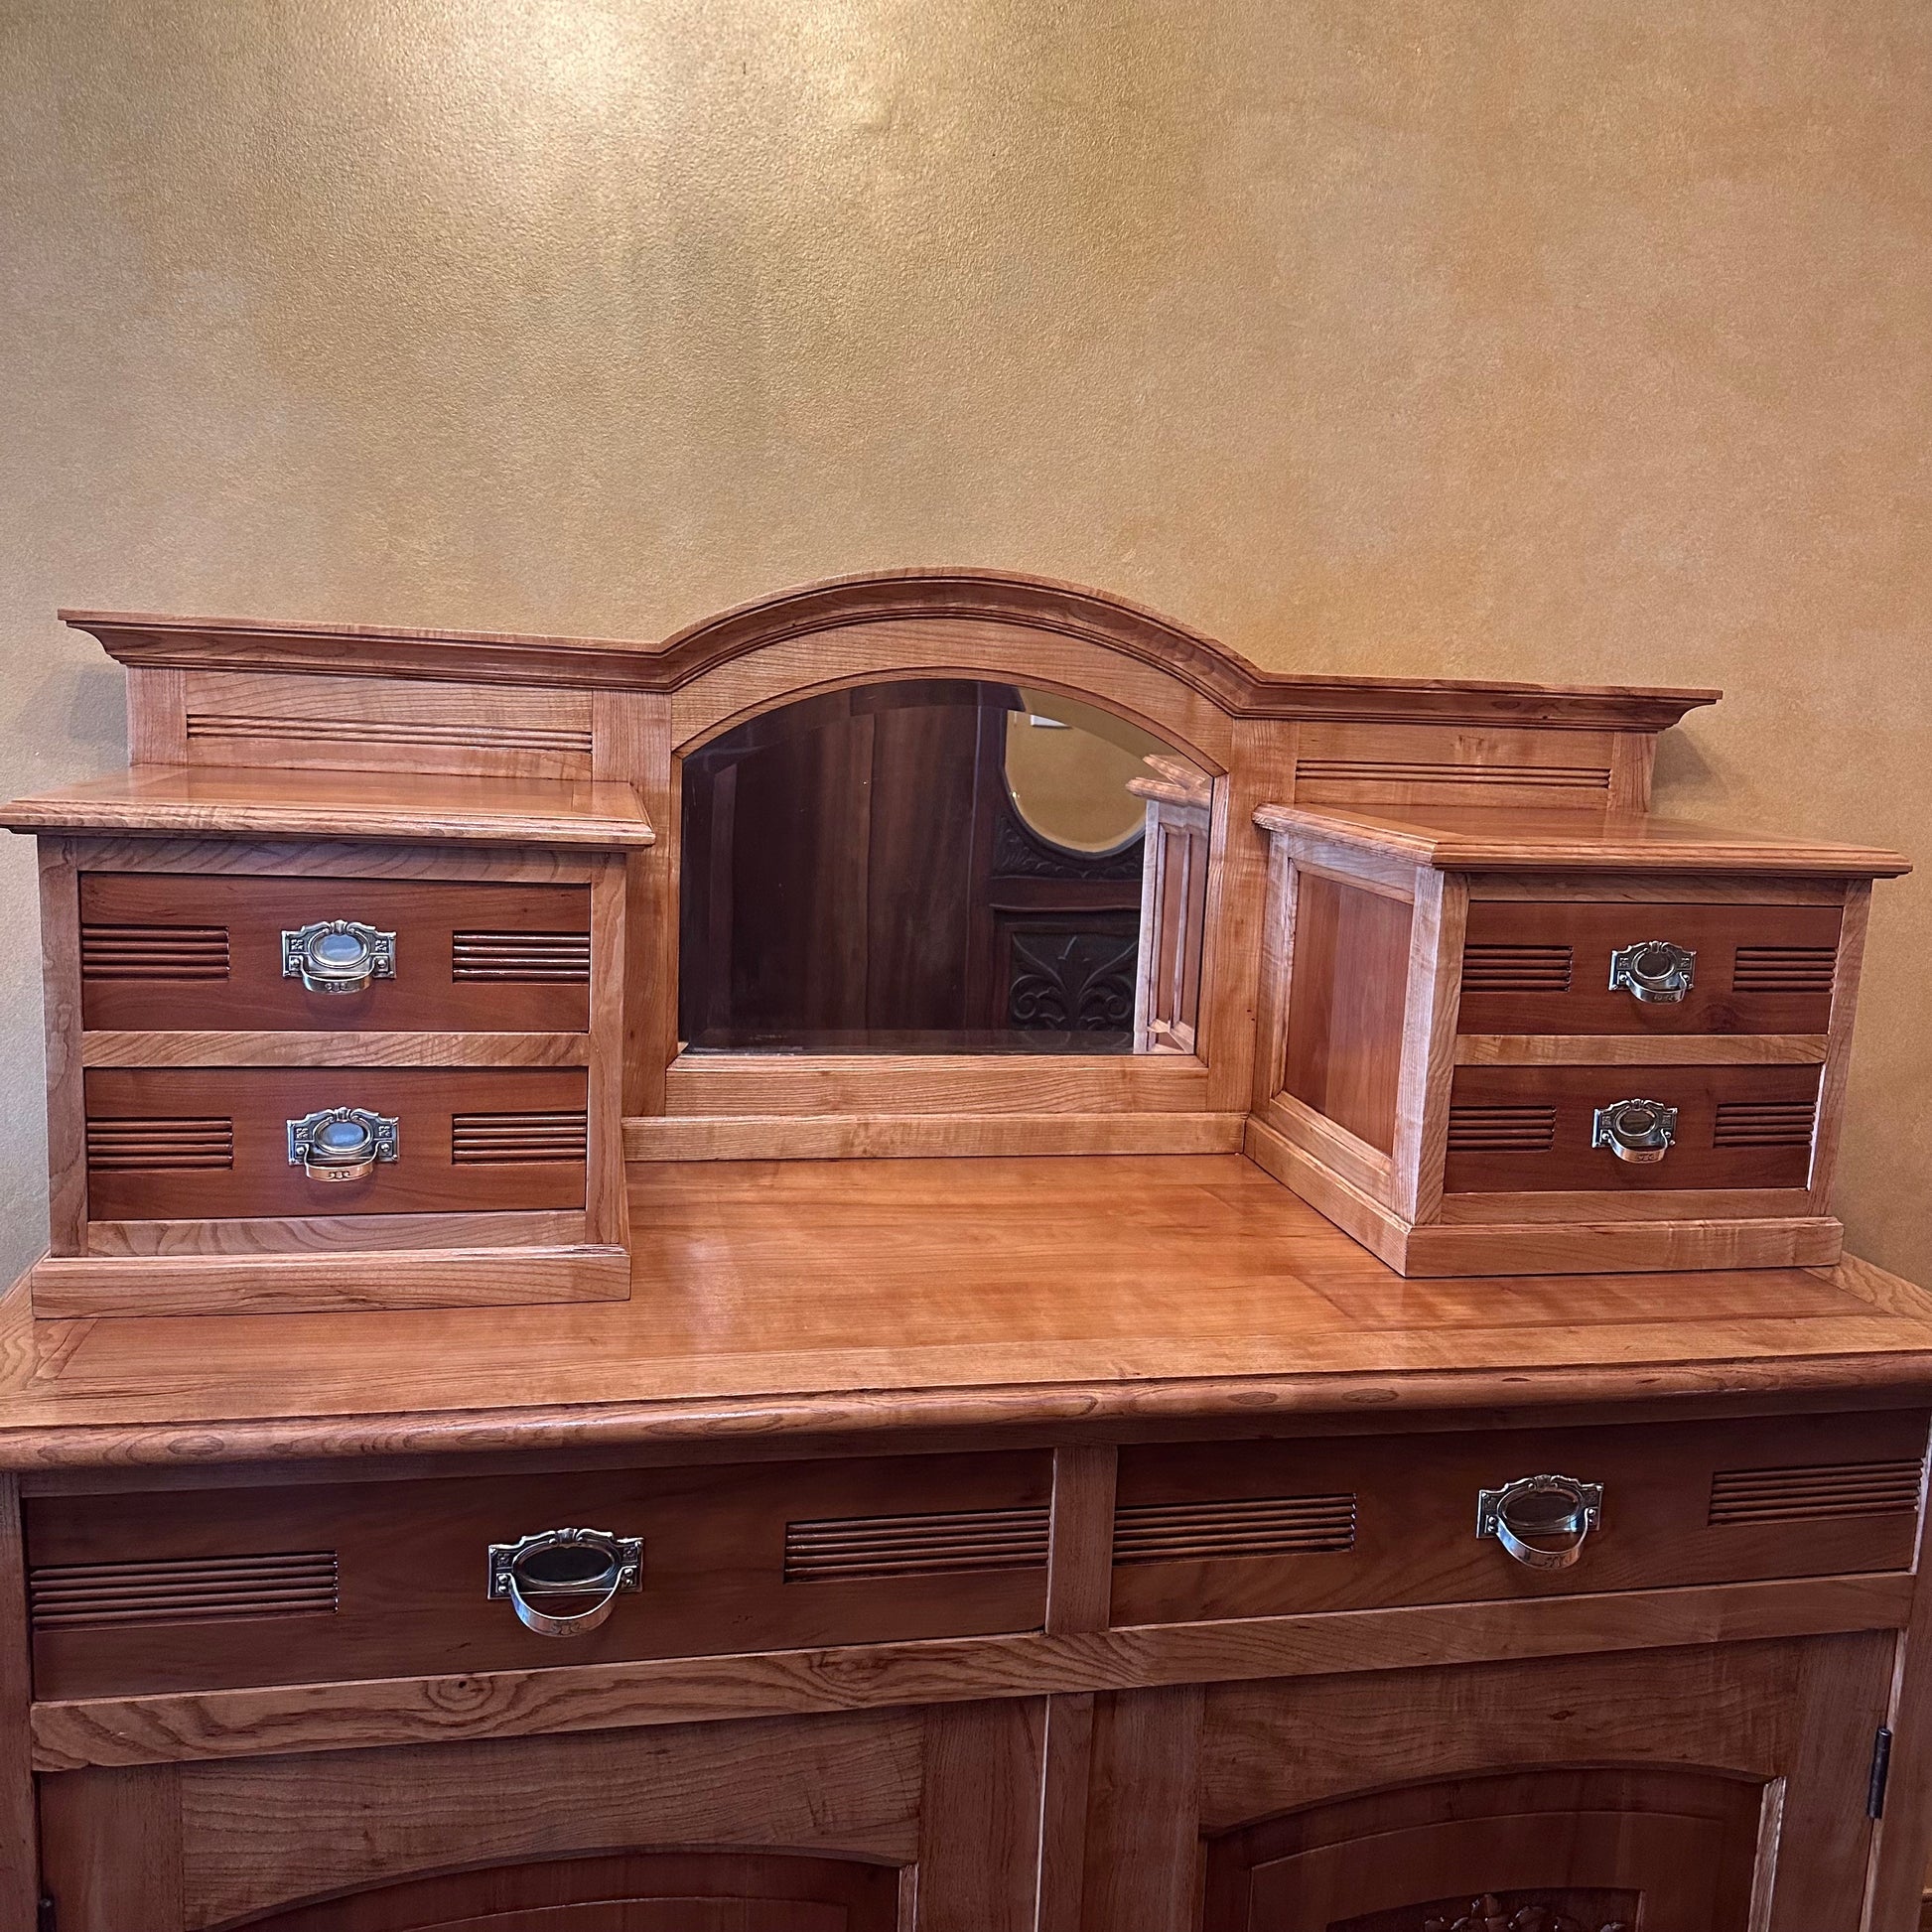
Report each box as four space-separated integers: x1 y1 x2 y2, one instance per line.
2 1 1927 1282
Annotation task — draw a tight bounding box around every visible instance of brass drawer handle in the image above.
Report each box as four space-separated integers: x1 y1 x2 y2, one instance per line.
282 920 396 995
487 1527 642 1638
286 1107 399 1182
1608 938 1695 1004
1592 1097 1677 1165
1477 1473 1602 1571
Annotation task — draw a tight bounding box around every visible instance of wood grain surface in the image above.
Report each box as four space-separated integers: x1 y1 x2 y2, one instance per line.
4 1157 1932 1467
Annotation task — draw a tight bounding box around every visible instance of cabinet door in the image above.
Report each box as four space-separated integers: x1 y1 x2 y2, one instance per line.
37 1702 1043 1932
1079 1637 1893 1932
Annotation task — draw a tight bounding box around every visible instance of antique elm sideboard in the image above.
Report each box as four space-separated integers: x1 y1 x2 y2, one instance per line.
1 570 1931 1931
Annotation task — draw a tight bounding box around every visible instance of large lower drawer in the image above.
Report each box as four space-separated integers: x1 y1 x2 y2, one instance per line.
83 1065 590 1219
1442 1061 1823 1195
1457 897 1843 1035
27 1449 1053 1698
1110 1410 1928 1627
79 872 593 1033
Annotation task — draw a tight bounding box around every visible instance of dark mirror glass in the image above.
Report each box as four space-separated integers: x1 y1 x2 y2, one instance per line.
679 679 1212 1054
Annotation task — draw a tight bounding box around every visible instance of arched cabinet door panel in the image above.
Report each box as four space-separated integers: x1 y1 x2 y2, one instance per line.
224 1851 900 1932
1078 1636 1894 1932
1201 1767 1760 1930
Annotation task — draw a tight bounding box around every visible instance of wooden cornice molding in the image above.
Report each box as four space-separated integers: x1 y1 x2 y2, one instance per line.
62 569 1721 731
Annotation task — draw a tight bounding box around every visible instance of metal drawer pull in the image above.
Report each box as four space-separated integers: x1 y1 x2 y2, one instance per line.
1592 1097 1678 1164
1608 938 1695 1003
487 1527 642 1637
1477 1473 1603 1571
282 919 396 995
286 1107 399 1182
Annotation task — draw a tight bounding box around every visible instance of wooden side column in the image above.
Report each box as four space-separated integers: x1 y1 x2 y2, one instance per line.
0 1474 35 1932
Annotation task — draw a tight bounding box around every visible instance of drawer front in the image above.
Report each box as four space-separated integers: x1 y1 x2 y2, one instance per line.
79 873 592 1033
26 1449 1052 1698
83 1065 588 1219
1443 1061 1822 1194
1110 1410 1927 1627
1458 898 1843 1035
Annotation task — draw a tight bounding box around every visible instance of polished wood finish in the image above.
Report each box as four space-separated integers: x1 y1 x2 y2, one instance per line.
0 763 656 848
4 579 1928 1931
230 1851 903 1931
27 1449 1052 1697
1459 896 1845 1035
68 570 1721 727
1108 1409 1927 1627
1279 872 1413 1156
0 1477 35 1931
1255 803 1905 1275
77 872 592 1034
81 1066 590 1219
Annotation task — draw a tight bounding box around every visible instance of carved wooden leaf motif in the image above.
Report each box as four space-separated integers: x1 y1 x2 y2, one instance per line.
1416 1897 1631 1932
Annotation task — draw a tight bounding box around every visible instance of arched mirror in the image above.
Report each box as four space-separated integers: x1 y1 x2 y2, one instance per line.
679 678 1213 1054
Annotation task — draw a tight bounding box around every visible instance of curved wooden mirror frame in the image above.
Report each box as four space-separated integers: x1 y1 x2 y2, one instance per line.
647 578 1262 1161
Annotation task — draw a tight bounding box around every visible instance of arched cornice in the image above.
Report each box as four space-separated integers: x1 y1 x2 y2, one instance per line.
64 568 1719 730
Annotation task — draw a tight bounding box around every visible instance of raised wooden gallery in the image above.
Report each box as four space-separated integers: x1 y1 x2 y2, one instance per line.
0 571 1928 1929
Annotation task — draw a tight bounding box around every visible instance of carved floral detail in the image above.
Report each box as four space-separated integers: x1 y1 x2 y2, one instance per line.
1007 929 1137 1033
1418 1897 1629 1932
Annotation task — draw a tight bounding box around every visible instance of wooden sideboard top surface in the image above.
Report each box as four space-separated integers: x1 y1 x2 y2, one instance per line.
5 1153 1932 1472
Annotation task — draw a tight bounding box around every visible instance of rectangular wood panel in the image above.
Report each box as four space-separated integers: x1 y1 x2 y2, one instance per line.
82 1066 590 1219
1281 872 1414 1157
79 873 592 1033
1457 899 1843 1035
1442 1063 1822 1195
1109 1410 1927 1628
27 1449 1053 1698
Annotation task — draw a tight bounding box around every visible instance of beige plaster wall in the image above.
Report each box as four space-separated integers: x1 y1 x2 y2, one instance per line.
2 0 1927 1285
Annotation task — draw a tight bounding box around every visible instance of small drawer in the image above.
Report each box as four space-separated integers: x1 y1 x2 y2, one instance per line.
83 1065 588 1220
1110 1410 1927 1627
1443 1062 1821 1195
26 1449 1052 1698
1458 898 1843 1035
79 873 592 1034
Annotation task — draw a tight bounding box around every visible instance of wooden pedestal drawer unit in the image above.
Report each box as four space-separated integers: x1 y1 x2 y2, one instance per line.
1250 802 1912 1276
25 1448 1053 1698
10 812 645 1321
1109 1409 1929 1626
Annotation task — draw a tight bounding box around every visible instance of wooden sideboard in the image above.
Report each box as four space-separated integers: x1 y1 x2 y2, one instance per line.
2 572 1929 1930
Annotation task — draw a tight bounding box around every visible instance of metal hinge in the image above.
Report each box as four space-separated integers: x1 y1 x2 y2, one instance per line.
1867 1725 1894 1819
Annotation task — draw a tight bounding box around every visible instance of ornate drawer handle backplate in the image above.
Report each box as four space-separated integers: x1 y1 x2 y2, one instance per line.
1607 938 1695 1004
286 1107 399 1182
282 919 396 995
486 1526 643 1637
1591 1098 1677 1164
1477 1474 1603 1571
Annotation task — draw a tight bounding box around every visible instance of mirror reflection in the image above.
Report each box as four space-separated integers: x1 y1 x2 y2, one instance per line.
679 679 1212 1054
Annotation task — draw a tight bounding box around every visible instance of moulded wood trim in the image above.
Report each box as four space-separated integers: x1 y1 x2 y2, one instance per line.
1253 803 1911 879
27 1571 1912 1772
79 1031 590 1068
1244 1115 1411 1270
1438 1188 1817 1225
1401 1215 1845 1278
55 835 602 884
1453 1034 1832 1066
1465 874 1854 905
663 1053 1213 1118
0 1474 35 1927
63 572 1722 727
624 1112 1246 1161
1 765 656 850
83 1209 588 1258
1260 1095 1395 1206
30 1244 629 1319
